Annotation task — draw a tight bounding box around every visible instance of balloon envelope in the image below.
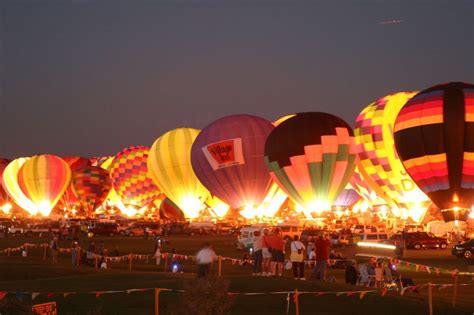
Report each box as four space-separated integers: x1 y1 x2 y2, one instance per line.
73 166 111 215
159 198 185 221
355 92 430 214
2 158 37 215
148 128 210 219
264 112 356 213
394 82 474 221
109 146 160 208
17 154 71 216
191 114 274 209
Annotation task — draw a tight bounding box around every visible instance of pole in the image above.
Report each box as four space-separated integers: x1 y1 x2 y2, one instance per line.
218 256 222 277
77 248 81 266
164 255 168 272
129 254 132 272
294 289 299 315
452 274 458 308
95 256 98 269
154 288 161 315
43 245 47 261
428 283 433 315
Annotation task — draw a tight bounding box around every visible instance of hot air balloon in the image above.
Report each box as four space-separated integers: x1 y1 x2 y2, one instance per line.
73 166 112 216
109 146 160 209
58 156 91 211
0 159 11 213
349 164 385 206
205 195 230 218
355 92 431 218
264 112 356 215
17 154 71 216
191 114 274 211
2 158 37 215
333 184 360 208
148 128 210 219
160 198 186 221
394 82 474 221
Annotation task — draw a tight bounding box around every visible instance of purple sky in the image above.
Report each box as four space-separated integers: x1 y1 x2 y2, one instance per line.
0 0 473 158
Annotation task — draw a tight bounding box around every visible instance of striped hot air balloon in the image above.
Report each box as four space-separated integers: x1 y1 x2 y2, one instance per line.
264 112 356 214
58 156 91 211
73 166 111 215
191 114 274 210
2 158 37 215
17 154 71 216
355 92 431 218
394 82 474 221
333 184 360 208
109 146 160 209
148 128 210 219
0 159 10 208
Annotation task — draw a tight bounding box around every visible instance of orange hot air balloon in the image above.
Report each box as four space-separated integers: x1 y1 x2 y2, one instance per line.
17 154 71 216
58 156 91 211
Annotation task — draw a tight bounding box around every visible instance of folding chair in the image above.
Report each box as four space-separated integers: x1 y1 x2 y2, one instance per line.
357 264 375 287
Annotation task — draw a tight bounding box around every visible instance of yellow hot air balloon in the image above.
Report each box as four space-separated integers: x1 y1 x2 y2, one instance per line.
206 195 230 218
2 158 37 215
148 128 210 219
354 92 431 219
17 154 71 216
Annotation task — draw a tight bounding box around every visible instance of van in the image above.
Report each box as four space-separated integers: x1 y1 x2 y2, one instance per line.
237 226 265 250
278 225 303 241
359 232 390 243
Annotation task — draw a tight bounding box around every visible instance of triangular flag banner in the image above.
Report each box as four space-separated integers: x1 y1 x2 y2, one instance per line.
96 292 103 298
346 292 356 297
316 292 326 296
426 267 431 274
47 293 55 298
336 292 345 297
32 293 40 300
359 291 368 299
63 293 71 298
15 293 24 301
0 292 7 300
381 288 388 296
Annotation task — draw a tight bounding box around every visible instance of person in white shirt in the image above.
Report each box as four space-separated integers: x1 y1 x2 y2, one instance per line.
290 235 306 280
153 243 161 266
196 243 217 278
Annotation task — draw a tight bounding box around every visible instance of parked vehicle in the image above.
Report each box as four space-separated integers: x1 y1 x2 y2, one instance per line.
331 234 350 247
452 239 474 258
402 232 448 250
126 222 161 236
359 232 390 243
89 222 119 236
278 225 303 241
23 223 60 237
299 229 329 242
237 226 265 250
188 222 216 235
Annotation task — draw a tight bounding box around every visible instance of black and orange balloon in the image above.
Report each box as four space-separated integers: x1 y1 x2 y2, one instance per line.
394 82 474 221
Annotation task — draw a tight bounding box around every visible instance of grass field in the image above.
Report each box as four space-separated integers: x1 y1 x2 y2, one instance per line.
0 235 473 314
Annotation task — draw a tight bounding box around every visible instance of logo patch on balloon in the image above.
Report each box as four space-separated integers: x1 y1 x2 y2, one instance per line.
202 138 245 170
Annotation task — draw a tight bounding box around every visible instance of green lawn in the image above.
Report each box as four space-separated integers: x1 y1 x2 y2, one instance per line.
0 235 473 314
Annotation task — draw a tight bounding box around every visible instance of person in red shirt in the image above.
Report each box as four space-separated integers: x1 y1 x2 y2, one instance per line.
266 228 285 276
311 233 331 281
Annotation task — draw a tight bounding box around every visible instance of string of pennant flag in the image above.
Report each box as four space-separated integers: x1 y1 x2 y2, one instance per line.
2 243 473 276
0 283 473 303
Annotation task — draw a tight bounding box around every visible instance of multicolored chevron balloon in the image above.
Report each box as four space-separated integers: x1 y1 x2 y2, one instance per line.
394 82 474 221
355 92 430 214
109 146 160 208
73 166 111 215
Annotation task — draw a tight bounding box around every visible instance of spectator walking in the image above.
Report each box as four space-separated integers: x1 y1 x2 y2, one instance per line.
312 233 331 281
290 235 306 280
196 243 217 278
252 230 263 275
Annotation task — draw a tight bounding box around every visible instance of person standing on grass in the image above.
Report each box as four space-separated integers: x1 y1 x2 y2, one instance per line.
196 243 217 278
252 230 263 275
50 237 59 264
261 228 272 276
71 241 78 266
290 235 306 280
153 243 161 266
267 228 285 277
312 233 331 281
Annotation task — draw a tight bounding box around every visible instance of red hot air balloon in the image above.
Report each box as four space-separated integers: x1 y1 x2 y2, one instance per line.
191 114 274 210
58 156 91 211
394 82 474 221
160 198 186 221
72 166 111 216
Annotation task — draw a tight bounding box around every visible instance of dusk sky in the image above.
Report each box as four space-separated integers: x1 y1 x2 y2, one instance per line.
0 0 473 159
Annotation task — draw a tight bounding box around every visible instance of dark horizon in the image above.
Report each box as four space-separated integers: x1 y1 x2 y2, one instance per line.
1 0 473 159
